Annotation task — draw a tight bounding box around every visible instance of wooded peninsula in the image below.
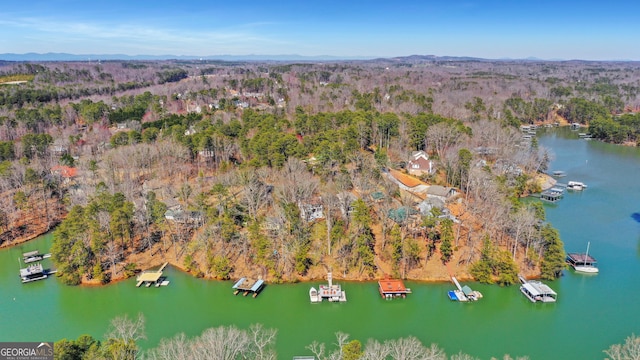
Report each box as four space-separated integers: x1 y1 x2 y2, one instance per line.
2 57 639 286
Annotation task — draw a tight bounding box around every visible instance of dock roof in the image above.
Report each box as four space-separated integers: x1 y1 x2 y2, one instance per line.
567 253 597 263
23 250 40 257
137 271 163 282
524 281 557 297
378 278 409 293
232 278 265 292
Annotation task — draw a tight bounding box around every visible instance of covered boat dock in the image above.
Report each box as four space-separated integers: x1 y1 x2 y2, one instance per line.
567 253 597 267
378 277 411 299
136 262 169 287
232 278 265 298
519 276 557 303
448 277 482 301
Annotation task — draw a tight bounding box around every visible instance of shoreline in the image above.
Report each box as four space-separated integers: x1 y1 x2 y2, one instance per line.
75 257 533 288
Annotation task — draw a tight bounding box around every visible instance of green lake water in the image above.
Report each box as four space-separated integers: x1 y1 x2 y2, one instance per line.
1 128 640 359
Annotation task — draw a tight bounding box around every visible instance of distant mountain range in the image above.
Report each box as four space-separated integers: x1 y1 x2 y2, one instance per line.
0 52 635 63
0 52 376 62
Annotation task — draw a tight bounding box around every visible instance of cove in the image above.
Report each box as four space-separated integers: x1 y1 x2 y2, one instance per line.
1 128 640 359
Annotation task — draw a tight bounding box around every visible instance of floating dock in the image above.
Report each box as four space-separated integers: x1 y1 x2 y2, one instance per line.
20 263 49 283
378 276 411 299
136 262 169 287
448 277 482 302
310 272 346 303
539 188 564 202
518 275 557 303
22 250 51 264
232 277 265 298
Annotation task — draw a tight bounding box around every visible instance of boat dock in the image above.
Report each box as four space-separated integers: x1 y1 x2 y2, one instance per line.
232 277 265 298
23 250 52 264
518 275 557 303
310 272 346 303
566 253 597 267
567 242 599 273
448 277 482 302
136 262 169 287
539 187 564 202
378 276 411 299
20 263 49 283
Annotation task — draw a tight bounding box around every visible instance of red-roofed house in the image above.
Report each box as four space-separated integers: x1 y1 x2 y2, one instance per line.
51 165 78 183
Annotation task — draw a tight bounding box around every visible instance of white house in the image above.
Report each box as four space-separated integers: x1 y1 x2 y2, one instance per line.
407 151 435 175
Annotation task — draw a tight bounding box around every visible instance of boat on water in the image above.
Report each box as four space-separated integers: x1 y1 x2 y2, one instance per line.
566 181 587 191
567 242 598 273
309 287 320 303
518 275 557 303
22 250 51 264
551 170 567 177
20 263 48 283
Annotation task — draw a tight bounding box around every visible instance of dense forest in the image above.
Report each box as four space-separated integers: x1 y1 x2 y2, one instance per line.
1 57 639 286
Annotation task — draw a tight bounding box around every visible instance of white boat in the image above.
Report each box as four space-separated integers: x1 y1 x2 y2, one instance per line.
566 242 599 273
309 287 321 303
566 181 587 191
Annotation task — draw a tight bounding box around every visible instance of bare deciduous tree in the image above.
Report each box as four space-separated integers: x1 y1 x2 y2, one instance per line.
604 334 640 360
105 313 147 343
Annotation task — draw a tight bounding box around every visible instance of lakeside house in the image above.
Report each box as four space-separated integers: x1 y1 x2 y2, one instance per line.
406 151 435 176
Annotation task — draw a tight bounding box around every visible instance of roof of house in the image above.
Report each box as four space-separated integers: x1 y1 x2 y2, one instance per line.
426 185 454 197
408 156 431 169
51 165 78 178
388 169 424 188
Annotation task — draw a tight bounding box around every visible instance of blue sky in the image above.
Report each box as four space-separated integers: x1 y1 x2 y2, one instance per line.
1 0 639 60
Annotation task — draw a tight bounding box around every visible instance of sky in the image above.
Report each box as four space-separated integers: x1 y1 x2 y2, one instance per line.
1 0 639 60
